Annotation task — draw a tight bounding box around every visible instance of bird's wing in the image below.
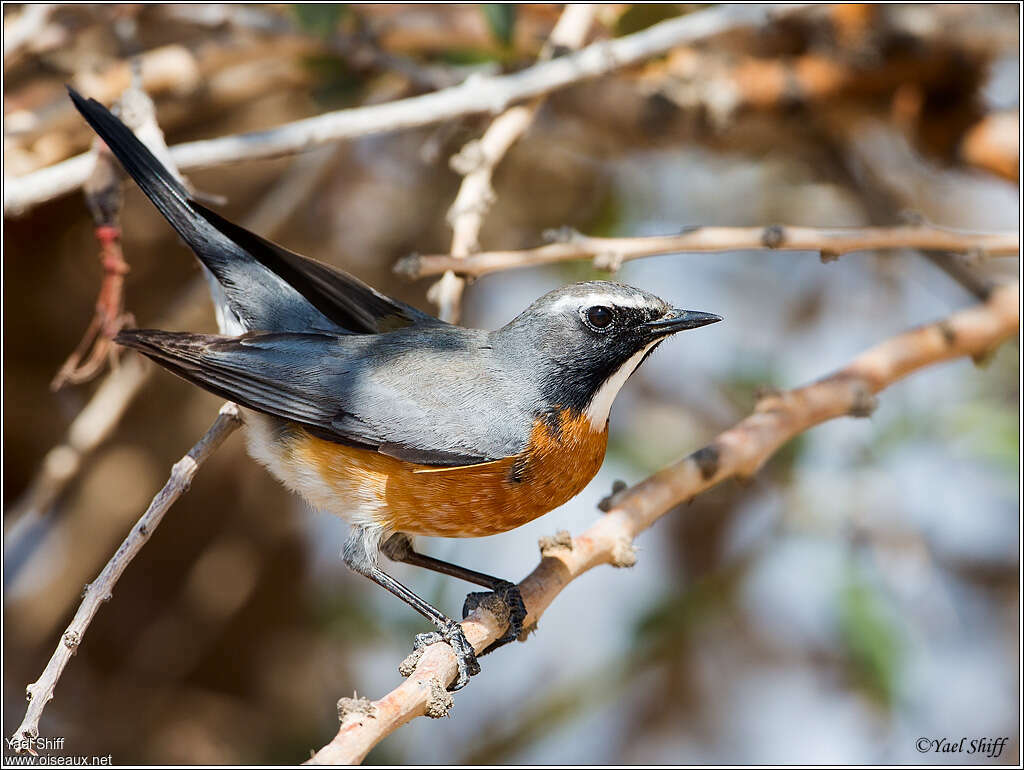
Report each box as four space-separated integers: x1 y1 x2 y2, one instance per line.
68 87 437 335
189 203 441 333
116 328 524 467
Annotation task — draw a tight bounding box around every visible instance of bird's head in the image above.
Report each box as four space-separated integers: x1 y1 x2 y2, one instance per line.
498 281 721 430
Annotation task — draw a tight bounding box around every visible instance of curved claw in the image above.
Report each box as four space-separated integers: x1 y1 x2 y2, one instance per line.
462 581 527 655
414 619 480 691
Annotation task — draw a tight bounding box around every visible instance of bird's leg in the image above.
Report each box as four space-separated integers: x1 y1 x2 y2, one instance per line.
343 528 480 690
381 533 527 654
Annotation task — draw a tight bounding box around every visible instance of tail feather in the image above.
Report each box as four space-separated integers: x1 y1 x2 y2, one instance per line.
67 87 216 264
69 87 324 332
68 87 439 335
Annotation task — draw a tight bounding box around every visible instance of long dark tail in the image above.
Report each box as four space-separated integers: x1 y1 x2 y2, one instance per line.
68 87 438 334
68 87 229 273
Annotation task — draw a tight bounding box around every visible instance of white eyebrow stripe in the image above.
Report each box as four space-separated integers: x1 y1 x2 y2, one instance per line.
547 292 655 314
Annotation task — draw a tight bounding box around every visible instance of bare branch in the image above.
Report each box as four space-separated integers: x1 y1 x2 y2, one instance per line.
4 353 151 549
4 4 806 217
10 403 243 750
429 4 597 322
399 224 1020 280
307 282 1019 764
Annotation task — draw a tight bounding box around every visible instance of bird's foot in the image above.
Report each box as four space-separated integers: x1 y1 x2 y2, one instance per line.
413 618 480 691
462 580 527 654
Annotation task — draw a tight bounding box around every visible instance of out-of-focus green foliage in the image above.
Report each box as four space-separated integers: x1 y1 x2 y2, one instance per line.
302 54 366 109
614 4 689 37
633 566 743 660
950 402 1019 477
837 564 905 707
459 666 618 764
480 4 517 48
434 48 503 65
311 585 385 640
291 4 348 38
586 188 626 239
869 396 1017 479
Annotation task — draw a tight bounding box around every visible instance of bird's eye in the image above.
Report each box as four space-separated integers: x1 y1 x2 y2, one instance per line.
585 305 615 330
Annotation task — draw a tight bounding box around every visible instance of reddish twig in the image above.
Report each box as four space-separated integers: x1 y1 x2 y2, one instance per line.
50 133 134 390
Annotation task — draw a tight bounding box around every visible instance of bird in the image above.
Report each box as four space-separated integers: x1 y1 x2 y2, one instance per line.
68 87 722 690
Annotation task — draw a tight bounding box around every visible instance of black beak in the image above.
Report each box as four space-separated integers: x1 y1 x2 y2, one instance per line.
645 308 722 336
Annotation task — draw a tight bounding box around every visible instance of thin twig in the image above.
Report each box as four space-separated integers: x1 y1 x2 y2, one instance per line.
428 4 597 322
399 224 1020 280
10 403 243 751
4 4 807 217
307 282 1019 764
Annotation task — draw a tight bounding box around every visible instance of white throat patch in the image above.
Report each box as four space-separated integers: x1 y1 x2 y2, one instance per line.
583 340 660 430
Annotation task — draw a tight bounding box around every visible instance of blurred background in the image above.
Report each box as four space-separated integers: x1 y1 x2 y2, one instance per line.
3 4 1019 764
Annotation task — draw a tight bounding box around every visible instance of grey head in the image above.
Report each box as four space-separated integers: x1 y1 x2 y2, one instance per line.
493 281 721 430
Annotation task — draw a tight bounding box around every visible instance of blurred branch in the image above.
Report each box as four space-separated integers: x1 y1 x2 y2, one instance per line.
4 3 805 217
3 4 60 64
429 4 597 323
308 283 1019 764
400 224 1020 279
4 355 153 547
10 403 243 751
821 118 1009 300
160 3 466 92
961 111 1020 183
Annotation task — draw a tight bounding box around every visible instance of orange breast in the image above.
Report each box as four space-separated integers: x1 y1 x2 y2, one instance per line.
283 410 607 537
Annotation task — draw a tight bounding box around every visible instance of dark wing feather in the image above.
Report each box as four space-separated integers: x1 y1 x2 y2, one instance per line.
116 328 507 466
189 203 439 333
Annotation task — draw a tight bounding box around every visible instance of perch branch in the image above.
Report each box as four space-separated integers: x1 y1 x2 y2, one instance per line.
4 3 806 216
429 4 596 322
10 403 243 750
399 224 1020 279
308 281 1019 764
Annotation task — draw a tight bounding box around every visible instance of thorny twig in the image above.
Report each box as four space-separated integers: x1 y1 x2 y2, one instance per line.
10 403 243 752
306 282 1018 764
